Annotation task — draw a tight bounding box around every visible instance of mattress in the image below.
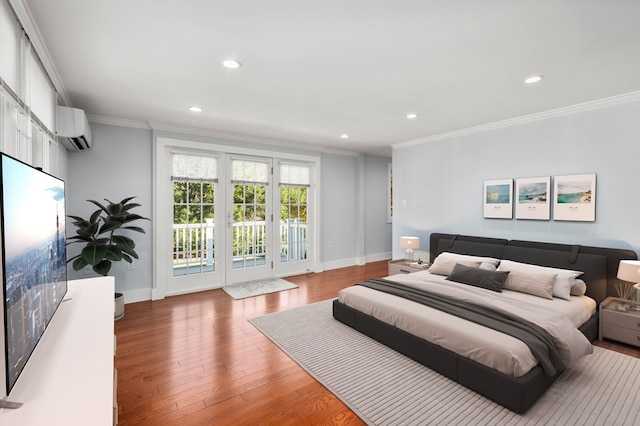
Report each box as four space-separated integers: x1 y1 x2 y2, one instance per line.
337 271 596 377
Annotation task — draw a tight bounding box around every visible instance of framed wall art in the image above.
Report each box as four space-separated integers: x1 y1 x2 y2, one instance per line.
515 176 550 220
483 178 513 219
553 173 596 222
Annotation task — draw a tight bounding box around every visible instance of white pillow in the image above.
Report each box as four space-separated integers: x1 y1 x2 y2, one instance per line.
429 252 500 276
570 279 587 296
497 260 583 300
479 262 498 271
501 269 557 299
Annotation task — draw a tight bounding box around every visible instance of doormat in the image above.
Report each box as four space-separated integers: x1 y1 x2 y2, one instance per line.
223 278 298 300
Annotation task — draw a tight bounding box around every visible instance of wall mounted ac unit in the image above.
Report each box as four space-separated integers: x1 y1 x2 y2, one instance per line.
56 106 93 151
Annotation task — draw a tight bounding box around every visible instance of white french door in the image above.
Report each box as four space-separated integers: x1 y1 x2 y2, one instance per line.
154 137 318 299
274 161 313 275
225 156 274 285
167 152 225 295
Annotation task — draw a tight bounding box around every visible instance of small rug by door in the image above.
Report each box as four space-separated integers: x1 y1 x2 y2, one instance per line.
249 299 640 426
223 278 297 300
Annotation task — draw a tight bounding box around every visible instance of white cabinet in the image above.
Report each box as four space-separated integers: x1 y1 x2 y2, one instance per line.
600 297 640 347
388 259 430 275
0 277 115 425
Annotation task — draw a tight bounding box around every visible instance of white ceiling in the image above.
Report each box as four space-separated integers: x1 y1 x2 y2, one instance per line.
21 0 640 157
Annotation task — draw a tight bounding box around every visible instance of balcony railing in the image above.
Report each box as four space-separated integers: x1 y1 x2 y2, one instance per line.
173 219 307 273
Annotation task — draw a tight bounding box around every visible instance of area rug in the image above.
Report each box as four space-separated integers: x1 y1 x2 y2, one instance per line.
249 299 640 426
223 278 297 300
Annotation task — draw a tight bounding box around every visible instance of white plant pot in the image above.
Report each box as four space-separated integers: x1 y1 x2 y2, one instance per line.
115 292 125 321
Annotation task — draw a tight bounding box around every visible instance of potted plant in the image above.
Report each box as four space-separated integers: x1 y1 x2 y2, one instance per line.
67 196 149 320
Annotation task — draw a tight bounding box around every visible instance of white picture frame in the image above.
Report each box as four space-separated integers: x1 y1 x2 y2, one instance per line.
553 173 596 222
515 176 551 220
483 178 513 219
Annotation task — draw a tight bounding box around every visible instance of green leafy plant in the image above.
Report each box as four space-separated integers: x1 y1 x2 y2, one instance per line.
67 197 149 276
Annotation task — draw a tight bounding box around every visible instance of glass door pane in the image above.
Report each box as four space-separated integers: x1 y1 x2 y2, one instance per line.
173 179 216 276
280 185 308 262
232 183 267 268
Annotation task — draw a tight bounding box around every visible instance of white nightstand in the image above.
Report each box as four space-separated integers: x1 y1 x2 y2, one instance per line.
388 259 430 275
599 297 640 347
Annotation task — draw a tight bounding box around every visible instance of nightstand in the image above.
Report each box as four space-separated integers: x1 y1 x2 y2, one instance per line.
388 259 430 275
599 297 640 347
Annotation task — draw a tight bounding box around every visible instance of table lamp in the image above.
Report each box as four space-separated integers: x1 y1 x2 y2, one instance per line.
616 260 640 307
400 236 419 263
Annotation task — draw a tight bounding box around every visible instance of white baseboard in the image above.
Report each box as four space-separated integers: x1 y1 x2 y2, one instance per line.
365 252 392 263
122 288 152 304
322 253 390 272
121 255 392 303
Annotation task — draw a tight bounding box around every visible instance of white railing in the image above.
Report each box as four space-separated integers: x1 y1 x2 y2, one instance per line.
172 219 307 271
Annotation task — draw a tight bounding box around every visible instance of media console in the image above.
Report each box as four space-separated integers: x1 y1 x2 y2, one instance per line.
0 277 115 425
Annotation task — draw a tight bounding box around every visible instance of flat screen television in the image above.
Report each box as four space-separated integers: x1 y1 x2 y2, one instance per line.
0 153 67 405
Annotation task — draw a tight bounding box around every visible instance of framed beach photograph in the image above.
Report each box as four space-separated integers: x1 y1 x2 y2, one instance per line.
483 179 513 219
515 176 551 220
553 173 596 221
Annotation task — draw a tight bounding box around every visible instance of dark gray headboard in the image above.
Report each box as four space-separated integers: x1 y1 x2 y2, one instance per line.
430 233 638 305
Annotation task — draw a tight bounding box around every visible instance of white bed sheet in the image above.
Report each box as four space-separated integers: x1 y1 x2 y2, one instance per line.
337 271 596 377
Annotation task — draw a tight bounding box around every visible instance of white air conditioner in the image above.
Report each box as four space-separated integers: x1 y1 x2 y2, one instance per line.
56 106 93 151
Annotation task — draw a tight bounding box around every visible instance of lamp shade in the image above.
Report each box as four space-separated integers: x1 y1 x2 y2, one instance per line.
617 260 640 283
400 236 419 250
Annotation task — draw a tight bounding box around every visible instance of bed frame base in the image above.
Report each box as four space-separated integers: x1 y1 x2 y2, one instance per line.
332 232 636 414
334 299 562 414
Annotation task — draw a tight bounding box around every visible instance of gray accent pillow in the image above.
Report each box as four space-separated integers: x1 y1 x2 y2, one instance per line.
570 279 587 296
502 269 557 299
446 263 509 292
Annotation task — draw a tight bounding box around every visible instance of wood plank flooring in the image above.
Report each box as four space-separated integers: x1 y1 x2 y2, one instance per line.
114 260 640 425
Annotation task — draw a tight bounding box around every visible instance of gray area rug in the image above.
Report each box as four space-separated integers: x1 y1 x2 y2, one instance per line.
250 299 640 426
223 278 297 300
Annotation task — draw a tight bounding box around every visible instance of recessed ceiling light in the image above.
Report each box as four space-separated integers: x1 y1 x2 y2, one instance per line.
189 106 202 112
406 113 418 119
524 75 543 84
222 59 242 69
340 134 349 139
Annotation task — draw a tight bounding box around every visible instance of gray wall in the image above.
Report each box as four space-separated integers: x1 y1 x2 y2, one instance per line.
319 153 393 269
65 123 391 298
66 124 154 293
320 153 357 266
365 155 393 260
392 100 640 261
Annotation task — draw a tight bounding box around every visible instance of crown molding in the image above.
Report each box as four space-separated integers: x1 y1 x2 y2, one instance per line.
87 114 360 157
393 91 640 150
86 114 152 130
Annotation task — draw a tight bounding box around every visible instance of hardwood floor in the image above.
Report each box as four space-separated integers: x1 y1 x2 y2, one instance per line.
114 260 640 425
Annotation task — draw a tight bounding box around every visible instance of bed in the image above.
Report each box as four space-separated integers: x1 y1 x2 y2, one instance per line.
333 233 638 413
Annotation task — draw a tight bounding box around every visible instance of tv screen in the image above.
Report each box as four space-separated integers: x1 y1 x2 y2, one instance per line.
0 153 67 398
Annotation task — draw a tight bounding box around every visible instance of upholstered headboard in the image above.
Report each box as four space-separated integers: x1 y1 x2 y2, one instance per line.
429 233 638 305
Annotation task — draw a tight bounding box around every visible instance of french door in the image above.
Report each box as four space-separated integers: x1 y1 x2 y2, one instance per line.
169 153 224 294
155 138 316 298
225 156 273 285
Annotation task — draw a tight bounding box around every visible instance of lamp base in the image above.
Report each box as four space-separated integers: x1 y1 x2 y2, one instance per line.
404 248 414 264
